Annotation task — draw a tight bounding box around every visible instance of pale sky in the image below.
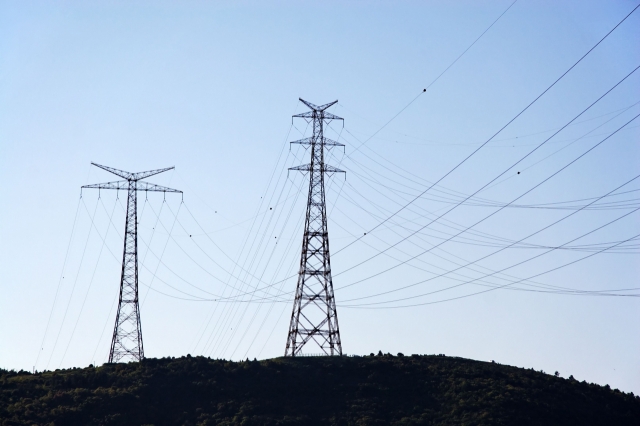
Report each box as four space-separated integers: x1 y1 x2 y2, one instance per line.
1 1 639 393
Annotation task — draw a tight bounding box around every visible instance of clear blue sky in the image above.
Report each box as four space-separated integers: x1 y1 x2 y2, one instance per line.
1 1 639 393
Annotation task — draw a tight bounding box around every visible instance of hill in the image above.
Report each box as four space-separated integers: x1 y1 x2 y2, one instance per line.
1 353 638 425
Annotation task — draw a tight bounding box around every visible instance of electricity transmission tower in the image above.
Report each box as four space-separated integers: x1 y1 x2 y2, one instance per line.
82 162 182 363
285 99 345 357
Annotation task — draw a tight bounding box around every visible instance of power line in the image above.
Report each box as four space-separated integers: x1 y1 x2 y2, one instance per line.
45 197 100 370
58 196 120 368
333 5 640 258
238 106 640 303
347 156 640 216
329 65 640 282
192 102 305 357
347 0 520 157
344 219 640 309
34 195 82 370
213 176 299 357
340 166 640 303
341 102 640 209
238 174 640 305
342 101 640 147
141 200 183 306
327 194 635 298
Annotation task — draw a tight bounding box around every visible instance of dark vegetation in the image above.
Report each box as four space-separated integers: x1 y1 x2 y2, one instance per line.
1 353 638 425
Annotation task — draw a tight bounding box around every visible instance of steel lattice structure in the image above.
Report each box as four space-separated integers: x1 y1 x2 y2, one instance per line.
285 99 345 357
82 163 182 363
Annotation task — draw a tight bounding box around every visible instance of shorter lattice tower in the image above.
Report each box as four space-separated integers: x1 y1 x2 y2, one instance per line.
82 163 182 363
285 99 345 356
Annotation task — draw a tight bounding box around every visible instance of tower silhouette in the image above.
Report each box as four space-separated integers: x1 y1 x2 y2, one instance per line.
82 163 182 363
285 99 345 356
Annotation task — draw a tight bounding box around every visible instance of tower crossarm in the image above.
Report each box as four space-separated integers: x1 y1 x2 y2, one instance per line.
289 164 345 174
290 137 345 148
82 180 129 190
132 167 175 181
90 162 175 182
135 181 182 193
91 163 134 180
299 98 338 112
293 111 343 122
82 180 182 193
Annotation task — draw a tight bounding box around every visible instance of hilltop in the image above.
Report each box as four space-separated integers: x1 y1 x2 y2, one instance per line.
1 354 638 425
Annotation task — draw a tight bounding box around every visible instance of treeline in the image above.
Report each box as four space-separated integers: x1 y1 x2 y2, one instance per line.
1 353 639 425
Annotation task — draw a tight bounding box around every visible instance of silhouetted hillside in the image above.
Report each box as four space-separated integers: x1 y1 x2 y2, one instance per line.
1 353 638 425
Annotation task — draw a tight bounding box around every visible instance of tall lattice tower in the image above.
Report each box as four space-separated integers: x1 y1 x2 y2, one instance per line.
285 99 345 356
82 163 182 363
